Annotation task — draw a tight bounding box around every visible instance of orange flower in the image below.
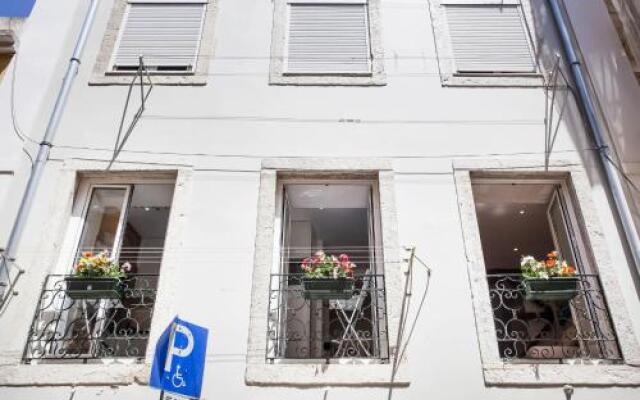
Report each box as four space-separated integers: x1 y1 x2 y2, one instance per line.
546 251 558 259
545 259 555 268
82 251 93 258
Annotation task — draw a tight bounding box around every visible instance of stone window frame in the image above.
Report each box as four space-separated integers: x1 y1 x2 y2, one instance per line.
428 0 545 87
0 163 193 386
245 158 408 387
454 158 640 386
90 0 217 86
269 0 386 86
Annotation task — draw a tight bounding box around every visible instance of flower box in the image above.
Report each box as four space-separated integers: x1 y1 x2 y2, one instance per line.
524 277 579 302
302 278 355 300
64 276 123 300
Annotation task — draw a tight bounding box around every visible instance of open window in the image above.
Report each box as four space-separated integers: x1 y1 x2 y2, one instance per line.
266 180 389 362
472 177 621 363
25 182 174 361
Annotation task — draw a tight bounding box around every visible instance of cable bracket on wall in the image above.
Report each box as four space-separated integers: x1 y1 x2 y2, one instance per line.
107 56 154 170
544 55 574 171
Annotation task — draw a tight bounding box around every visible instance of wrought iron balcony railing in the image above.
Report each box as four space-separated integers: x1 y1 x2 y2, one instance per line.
266 273 389 362
487 273 622 363
24 274 158 362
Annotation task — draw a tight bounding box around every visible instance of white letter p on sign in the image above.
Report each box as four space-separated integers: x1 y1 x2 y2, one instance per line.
164 323 195 372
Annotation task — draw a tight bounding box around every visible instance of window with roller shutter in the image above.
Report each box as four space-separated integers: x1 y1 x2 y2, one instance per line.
269 0 385 85
110 0 207 73
285 1 371 74
444 4 536 74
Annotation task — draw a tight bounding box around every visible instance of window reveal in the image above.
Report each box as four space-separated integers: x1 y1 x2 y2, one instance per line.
472 179 621 362
24 183 175 361
267 182 389 362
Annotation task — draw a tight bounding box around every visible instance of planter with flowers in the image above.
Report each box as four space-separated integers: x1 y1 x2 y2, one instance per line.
65 251 131 300
520 251 579 301
300 251 357 300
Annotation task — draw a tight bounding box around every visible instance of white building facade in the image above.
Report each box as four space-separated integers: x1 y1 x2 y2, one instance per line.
1 0 640 399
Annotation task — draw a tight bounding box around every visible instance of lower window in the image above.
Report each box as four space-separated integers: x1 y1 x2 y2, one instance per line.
266 180 389 362
472 176 621 363
24 182 174 362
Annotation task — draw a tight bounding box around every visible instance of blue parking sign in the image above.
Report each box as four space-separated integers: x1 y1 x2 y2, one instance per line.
150 317 209 399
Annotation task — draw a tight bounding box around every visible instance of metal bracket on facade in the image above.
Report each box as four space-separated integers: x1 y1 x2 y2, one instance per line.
544 55 575 171
0 254 25 312
107 56 154 170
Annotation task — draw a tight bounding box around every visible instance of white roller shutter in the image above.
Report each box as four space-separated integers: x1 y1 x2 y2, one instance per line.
112 2 206 72
286 3 371 74
445 4 536 73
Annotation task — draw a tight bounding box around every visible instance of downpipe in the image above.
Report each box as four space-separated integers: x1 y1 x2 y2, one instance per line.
0 0 101 300
546 0 640 279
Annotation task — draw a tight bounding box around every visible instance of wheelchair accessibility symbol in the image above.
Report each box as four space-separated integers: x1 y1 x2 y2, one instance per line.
150 317 209 399
171 365 187 388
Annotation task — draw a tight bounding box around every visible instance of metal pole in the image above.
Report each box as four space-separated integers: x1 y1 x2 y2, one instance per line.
0 0 101 298
546 0 640 277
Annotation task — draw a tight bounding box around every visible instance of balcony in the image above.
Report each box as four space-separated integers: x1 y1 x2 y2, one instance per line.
487 273 622 363
266 273 389 363
24 274 158 362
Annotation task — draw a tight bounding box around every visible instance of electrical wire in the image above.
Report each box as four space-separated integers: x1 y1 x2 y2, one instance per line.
604 152 640 195
50 143 582 160
8 33 36 166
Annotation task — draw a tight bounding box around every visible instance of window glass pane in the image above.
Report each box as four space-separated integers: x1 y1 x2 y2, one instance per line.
272 182 387 360
77 187 127 256
283 184 372 273
118 184 174 274
547 192 577 269
472 182 556 272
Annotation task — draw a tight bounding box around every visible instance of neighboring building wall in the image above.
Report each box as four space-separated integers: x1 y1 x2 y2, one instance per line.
605 0 640 81
563 0 640 245
0 1 639 400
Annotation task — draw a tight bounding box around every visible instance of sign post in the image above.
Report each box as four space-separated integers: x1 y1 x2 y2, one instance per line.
150 317 209 399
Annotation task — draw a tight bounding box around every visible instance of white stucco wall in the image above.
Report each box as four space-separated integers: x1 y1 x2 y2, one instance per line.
0 0 639 399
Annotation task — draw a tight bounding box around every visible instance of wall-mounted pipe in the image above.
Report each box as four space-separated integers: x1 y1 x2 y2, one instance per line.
546 0 640 279
0 0 101 300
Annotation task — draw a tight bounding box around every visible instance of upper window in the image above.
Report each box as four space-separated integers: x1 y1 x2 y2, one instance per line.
429 0 542 86
267 181 389 361
270 0 385 85
24 182 175 362
286 1 371 74
111 1 206 73
91 0 214 85
444 4 536 74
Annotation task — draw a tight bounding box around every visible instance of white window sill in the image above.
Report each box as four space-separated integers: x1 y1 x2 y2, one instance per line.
442 73 545 87
483 362 640 386
0 363 150 386
89 73 207 86
245 362 409 387
269 71 386 86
